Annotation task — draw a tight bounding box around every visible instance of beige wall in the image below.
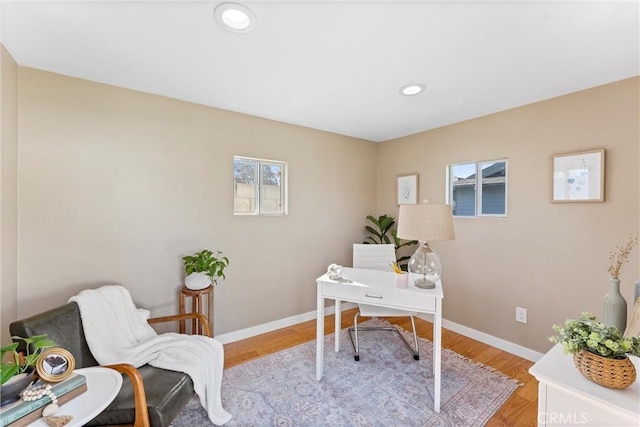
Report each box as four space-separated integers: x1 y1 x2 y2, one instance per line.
1 44 19 345
378 77 640 353
5 63 638 353
16 68 377 334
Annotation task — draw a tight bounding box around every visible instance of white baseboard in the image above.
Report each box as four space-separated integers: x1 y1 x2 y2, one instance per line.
215 302 357 345
441 317 543 362
216 304 542 362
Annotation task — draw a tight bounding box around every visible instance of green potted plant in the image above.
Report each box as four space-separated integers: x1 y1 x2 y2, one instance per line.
363 214 417 271
1 335 56 405
549 312 640 389
182 249 229 290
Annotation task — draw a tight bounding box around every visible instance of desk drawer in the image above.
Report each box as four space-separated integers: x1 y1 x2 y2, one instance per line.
322 282 436 313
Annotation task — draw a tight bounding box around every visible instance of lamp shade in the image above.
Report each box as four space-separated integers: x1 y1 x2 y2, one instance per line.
397 204 455 242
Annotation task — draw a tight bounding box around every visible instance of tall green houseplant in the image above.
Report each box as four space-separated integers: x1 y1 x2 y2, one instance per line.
362 214 417 270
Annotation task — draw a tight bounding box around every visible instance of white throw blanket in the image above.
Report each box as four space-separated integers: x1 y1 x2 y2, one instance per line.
69 285 232 426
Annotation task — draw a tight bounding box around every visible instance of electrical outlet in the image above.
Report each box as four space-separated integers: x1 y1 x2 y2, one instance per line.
516 307 528 324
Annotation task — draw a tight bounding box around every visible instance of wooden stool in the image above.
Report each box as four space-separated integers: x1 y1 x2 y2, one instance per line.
179 285 214 336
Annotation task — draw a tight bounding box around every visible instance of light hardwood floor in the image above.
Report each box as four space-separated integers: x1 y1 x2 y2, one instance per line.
223 308 539 426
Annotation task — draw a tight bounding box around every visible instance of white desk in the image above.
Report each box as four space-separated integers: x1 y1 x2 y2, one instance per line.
316 267 443 413
29 367 122 426
530 344 640 426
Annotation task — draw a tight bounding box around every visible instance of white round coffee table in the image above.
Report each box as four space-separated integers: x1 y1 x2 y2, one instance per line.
28 367 122 426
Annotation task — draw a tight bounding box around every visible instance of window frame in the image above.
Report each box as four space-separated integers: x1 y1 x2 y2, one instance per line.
446 159 508 218
233 156 288 216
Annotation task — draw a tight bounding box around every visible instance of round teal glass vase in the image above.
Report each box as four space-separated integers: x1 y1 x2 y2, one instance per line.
602 278 627 334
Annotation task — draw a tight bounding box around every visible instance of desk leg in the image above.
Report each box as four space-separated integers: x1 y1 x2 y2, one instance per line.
316 283 324 381
433 297 442 413
335 299 341 353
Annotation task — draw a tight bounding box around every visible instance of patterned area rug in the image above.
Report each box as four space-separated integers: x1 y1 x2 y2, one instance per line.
171 319 520 427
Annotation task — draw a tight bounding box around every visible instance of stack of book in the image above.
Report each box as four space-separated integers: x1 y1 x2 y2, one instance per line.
0 373 87 427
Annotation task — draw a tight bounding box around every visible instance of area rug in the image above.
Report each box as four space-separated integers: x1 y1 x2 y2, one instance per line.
171 319 520 427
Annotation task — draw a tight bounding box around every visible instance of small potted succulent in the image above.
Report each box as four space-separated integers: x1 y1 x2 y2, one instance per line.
1 335 56 406
549 312 640 389
182 249 229 290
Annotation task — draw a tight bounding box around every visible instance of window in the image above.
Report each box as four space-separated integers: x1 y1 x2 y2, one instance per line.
233 156 287 215
447 159 507 217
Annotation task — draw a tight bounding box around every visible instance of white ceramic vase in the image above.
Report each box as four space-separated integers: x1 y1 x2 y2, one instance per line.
602 278 627 333
185 272 212 290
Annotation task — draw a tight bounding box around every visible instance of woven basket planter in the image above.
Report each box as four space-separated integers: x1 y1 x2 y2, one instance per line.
573 350 636 389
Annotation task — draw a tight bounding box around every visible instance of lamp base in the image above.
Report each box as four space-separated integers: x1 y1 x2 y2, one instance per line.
413 277 436 289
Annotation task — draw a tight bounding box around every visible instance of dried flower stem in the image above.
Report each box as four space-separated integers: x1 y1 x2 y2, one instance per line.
608 232 639 279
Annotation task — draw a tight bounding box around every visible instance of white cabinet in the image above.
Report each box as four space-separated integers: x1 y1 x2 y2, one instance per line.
530 345 640 426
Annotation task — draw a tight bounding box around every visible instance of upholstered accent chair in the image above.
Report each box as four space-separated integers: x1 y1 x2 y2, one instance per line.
10 302 208 427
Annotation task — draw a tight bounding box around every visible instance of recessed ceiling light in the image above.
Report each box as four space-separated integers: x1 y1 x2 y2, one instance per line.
400 83 425 96
214 3 256 34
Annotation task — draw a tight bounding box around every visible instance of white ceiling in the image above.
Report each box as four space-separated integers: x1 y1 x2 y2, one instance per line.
1 0 638 142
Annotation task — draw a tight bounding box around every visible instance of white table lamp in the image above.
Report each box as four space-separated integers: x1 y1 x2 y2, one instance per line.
397 203 455 289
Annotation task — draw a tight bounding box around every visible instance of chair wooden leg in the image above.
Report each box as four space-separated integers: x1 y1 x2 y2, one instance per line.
105 363 150 427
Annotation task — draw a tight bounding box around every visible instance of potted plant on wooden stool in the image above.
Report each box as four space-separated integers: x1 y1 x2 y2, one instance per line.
182 249 229 290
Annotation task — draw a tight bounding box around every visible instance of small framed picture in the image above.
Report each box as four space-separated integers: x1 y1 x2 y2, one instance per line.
552 149 605 202
397 173 419 205
36 348 75 382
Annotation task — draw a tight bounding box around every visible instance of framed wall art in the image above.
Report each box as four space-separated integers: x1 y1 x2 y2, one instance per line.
36 348 76 382
552 149 604 202
397 173 419 205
